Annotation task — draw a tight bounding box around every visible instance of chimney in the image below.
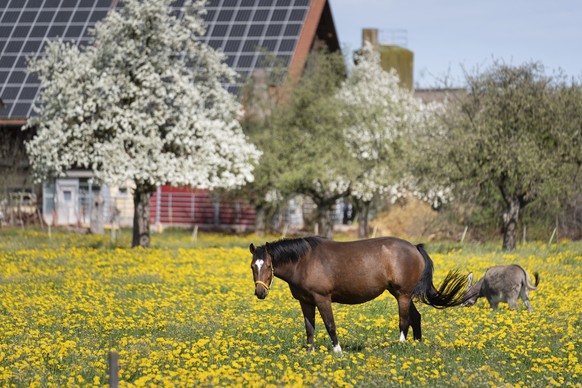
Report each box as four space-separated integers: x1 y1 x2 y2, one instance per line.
362 28 379 49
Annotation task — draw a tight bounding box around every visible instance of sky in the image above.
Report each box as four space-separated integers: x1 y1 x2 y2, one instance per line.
328 0 582 89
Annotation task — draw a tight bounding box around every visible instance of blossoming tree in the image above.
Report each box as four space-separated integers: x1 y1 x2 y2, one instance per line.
337 43 443 237
25 0 260 247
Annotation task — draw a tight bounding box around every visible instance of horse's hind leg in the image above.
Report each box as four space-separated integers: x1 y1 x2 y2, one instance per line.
315 299 342 354
409 301 422 341
396 295 412 341
299 301 316 351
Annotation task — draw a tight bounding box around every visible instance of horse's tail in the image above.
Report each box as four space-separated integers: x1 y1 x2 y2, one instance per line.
413 244 468 308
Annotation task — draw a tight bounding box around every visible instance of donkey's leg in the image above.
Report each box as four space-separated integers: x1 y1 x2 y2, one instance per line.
507 292 519 310
299 301 316 352
396 295 412 341
520 289 533 312
487 297 499 310
409 301 422 341
315 299 342 354
507 298 519 310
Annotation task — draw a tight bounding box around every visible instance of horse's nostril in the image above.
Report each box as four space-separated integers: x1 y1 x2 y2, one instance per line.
255 289 266 299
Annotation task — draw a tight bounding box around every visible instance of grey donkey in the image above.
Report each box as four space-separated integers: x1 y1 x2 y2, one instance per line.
462 264 539 312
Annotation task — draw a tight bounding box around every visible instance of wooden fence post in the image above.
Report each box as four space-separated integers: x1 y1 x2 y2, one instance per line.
108 351 119 388
548 227 557 248
460 226 468 243
191 225 198 243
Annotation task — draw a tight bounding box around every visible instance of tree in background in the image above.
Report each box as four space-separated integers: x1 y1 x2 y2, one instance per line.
248 50 351 238
337 43 444 237
278 50 352 238
422 62 581 250
25 0 260 247
239 56 290 235
549 80 582 237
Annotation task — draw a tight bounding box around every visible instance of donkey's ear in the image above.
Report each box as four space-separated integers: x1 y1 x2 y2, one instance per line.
249 243 255 254
467 272 474 287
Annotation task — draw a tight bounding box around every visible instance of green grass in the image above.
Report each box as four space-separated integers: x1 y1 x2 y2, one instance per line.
0 227 580 387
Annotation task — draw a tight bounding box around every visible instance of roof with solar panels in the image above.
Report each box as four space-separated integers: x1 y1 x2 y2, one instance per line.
0 0 340 124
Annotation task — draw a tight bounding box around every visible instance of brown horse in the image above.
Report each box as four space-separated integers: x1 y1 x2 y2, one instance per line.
250 236 467 354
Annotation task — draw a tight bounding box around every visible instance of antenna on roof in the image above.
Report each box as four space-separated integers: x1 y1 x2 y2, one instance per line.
362 28 408 48
380 29 408 48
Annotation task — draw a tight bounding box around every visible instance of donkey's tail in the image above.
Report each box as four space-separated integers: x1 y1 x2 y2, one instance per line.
413 244 468 309
526 271 540 290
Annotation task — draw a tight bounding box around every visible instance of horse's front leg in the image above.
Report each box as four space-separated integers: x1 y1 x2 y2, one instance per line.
315 299 342 355
299 301 316 352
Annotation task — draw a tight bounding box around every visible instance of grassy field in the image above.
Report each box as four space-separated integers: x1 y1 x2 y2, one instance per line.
0 228 580 387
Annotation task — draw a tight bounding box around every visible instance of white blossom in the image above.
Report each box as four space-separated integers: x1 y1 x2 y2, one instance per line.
337 42 446 205
25 0 260 190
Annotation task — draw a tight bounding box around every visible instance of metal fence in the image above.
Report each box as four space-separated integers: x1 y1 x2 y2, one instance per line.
0 191 39 226
1 183 350 233
150 189 256 231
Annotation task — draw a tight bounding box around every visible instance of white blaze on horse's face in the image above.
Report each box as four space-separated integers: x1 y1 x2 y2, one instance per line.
255 259 265 275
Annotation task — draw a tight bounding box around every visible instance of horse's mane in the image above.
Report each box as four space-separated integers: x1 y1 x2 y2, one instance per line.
265 237 323 264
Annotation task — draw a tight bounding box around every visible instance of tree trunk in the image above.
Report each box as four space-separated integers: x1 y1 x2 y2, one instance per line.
254 204 267 236
357 200 371 239
90 193 104 235
132 184 153 248
315 202 335 239
502 197 521 251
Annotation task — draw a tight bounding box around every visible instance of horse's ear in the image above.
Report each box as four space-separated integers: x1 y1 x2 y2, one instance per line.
249 243 255 254
264 242 271 255
467 272 473 287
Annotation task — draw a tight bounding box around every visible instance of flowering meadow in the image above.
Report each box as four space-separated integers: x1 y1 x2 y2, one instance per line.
0 228 580 387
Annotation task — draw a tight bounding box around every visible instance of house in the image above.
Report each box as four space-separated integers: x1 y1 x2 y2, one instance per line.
0 0 341 229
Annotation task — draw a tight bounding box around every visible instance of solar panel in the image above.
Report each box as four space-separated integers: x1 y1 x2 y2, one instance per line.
0 0 114 119
201 0 310 94
1 0 312 119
